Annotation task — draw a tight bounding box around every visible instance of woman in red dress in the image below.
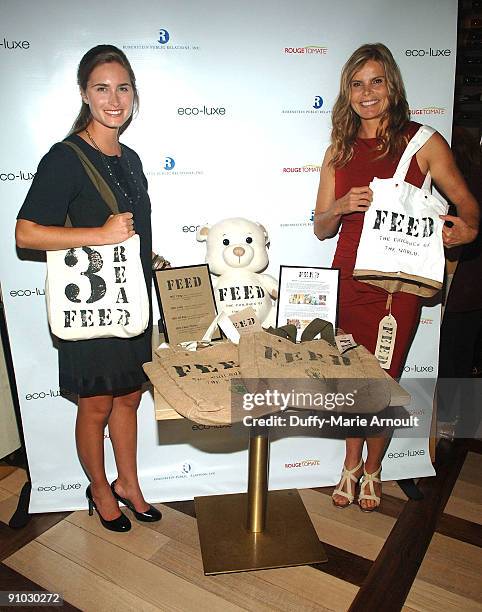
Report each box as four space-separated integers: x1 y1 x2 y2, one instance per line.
314 43 479 511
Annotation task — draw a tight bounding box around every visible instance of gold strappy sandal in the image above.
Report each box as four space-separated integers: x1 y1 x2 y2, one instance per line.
332 459 363 508
358 467 382 512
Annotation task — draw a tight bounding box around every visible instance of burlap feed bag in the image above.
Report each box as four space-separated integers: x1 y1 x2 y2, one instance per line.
238 329 391 414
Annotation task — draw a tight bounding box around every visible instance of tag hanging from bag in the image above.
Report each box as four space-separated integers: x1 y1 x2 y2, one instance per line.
374 314 397 370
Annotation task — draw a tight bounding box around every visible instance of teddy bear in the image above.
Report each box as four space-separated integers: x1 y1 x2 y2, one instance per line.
196 217 278 327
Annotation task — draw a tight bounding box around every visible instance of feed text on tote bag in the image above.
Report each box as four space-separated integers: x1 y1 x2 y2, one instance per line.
354 126 448 297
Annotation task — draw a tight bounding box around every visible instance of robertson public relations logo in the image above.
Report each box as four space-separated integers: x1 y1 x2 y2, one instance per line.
123 28 200 52
282 95 332 115
284 45 328 55
0 37 30 50
154 461 215 481
146 156 203 177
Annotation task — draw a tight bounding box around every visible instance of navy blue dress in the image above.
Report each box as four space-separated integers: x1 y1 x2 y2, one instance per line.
18 134 152 396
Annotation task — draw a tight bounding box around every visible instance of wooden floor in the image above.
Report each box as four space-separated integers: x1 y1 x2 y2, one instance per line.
0 440 481 612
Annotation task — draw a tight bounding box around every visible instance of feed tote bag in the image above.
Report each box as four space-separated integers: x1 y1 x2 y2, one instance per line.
45 142 149 340
353 125 448 297
238 324 392 414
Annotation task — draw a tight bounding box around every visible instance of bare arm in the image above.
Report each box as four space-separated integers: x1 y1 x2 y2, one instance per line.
313 146 373 241
15 213 135 251
417 132 479 248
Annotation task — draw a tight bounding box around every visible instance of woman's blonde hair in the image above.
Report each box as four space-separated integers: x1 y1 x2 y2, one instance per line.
330 43 410 168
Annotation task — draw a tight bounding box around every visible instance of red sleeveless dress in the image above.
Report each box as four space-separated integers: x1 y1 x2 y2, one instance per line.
333 121 426 377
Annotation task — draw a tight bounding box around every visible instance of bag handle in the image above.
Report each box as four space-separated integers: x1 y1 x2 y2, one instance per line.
393 125 435 186
300 318 336 345
62 140 120 226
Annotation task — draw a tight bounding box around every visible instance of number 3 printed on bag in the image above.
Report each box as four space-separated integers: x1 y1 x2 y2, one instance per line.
64 247 107 304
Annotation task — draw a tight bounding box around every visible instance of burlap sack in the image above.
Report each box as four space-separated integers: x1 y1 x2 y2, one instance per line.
238 329 391 414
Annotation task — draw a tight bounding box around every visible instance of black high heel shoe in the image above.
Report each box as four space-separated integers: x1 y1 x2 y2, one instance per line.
86 485 131 532
111 481 162 522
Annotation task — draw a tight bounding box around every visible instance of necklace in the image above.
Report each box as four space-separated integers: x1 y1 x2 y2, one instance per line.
85 128 141 207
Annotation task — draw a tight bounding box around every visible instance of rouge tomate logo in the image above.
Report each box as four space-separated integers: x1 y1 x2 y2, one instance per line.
410 106 446 116
282 164 322 174
284 45 328 55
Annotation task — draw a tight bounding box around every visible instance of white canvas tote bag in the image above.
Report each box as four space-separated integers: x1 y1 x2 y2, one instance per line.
46 235 149 340
45 141 149 341
353 125 448 297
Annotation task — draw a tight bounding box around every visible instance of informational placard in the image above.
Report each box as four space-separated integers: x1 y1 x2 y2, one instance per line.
276 266 339 339
154 264 220 345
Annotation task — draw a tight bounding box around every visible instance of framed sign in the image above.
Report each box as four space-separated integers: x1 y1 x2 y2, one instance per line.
154 264 221 345
276 266 339 340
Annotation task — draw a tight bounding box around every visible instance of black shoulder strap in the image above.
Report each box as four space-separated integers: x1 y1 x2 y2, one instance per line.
62 140 120 226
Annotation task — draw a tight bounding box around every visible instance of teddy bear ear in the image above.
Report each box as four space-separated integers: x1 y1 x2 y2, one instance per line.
196 225 210 242
256 223 270 247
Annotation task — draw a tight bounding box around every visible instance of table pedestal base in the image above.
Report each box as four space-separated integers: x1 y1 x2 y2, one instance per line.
194 488 327 575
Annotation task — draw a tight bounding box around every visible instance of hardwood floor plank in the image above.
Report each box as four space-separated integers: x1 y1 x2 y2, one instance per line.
33 520 244 611
257 566 358 611
0 561 80 611
299 489 394 561
311 543 372 587
407 577 482 612
436 513 482 547
0 468 27 495
150 537 329 612
456 451 482 486
444 480 482 525
4 541 161 612
66 510 170 559
163 499 196 518
347 440 468 612
0 510 71 561
415 533 482 602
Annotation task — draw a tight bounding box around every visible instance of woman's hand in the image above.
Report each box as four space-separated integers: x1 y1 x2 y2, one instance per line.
334 186 373 215
100 213 135 245
440 214 478 248
314 146 373 241
152 253 171 270
417 132 479 247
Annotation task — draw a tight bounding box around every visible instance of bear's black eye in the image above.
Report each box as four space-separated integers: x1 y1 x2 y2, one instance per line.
246 236 253 244
223 238 230 246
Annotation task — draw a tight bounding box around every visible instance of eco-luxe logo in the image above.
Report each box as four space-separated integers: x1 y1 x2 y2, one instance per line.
284 45 328 55
0 38 30 50
177 105 226 117
37 482 82 492
405 48 452 57
25 389 61 401
1 170 35 181
9 288 44 297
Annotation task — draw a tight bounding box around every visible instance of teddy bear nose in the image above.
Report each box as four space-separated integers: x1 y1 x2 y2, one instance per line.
233 246 245 257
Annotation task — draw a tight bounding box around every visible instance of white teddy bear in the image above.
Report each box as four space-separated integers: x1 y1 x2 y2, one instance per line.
196 217 278 327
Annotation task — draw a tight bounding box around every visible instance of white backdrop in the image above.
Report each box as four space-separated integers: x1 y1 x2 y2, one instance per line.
0 0 457 512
